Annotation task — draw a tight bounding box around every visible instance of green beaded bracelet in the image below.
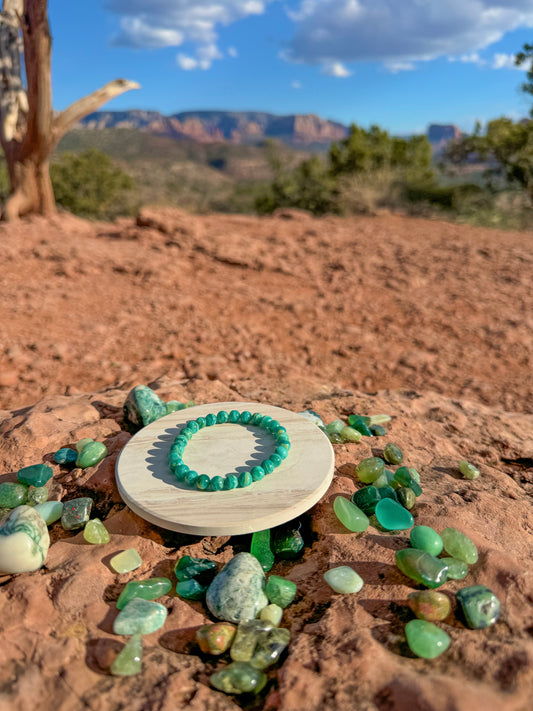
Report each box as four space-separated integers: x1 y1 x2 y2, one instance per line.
168 410 291 492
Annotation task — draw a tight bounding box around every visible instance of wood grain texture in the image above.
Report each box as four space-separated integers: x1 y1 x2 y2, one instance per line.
115 401 334 535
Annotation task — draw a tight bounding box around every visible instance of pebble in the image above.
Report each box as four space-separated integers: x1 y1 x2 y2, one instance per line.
375 498 414 531
459 460 480 480
339 426 362 443
83 518 110 544
113 598 167 635
123 385 168 429
265 575 297 608
250 627 290 669
369 424 386 436
0 505 50 574
174 555 217 584
110 548 142 573
333 496 369 532
230 619 273 662
325 419 345 434
324 565 364 593
441 527 478 564
61 497 93 530
26 486 48 506
408 590 451 621
76 438 94 453
259 603 283 626
76 441 107 469
210 661 267 694
456 585 501 629
440 557 468 580
396 548 449 588
397 487 416 509
250 529 275 572
405 619 451 659
206 553 268 623
53 448 78 464
34 500 63 524
0 482 28 508
383 443 403 465
409 526 444 556
352 486 380 515
17 463 53 487
196 622 236 654
111 634 142 676
356 457 385 483
176 579 207 600
272 521 305 560
117 578 172 610
297 410 325 427
393 466 423 496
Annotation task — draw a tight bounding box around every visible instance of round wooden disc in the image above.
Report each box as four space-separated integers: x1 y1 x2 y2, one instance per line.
115 401 334 535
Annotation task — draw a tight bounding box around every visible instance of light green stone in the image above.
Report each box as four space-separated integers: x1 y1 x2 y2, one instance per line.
206 553 268 623
324 566 364 593
0 482 28 508
113 598 167 635
410 526 444 556
250 627 290 669
383 443 403 465
259 603 283 626
440 557 469 580
110 548 142 573
111 633 142 676
356 457 385 484
369 414 391 425
405 619 451 659
76 441 107 469
325 419 345 434
26 486 48 506
210 661 267 695
397 487 416 509
339 426 362 443
250 529 275 572
372 470 389 488
230 619 273 662
396 548 449 588
17 463 53 487
409 468 421 484
34 500 63 524
459 460 480 480
333 496 369 533
83 518 110 544
265 575 296 608
441 527 478 564
117 578 172 609
0 505 50 574
76 438 94 453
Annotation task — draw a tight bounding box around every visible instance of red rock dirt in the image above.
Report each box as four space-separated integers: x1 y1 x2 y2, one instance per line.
0 209 532 711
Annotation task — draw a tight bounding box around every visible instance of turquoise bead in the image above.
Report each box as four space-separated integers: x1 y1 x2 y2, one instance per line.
53 448 77 465
251 466 265 481
185 471 198 487
228 410 240 423
186 420 199 433
262 460 274 474
196 416 206 428
210 476 225 491
173 436 188 448
180 428 193 440
405 619 450 659
261 416 273 427
17 463 53 487
175 464 189 480
275 447 288 460
238 471 253 488
206 413 217 426
224 475 239 490
196 475 211 490
374 498 414 530
239 411 252 424
168 451 182 468
269 453 282 467
410 526 443 556
217 411 229 423
250 413 263 425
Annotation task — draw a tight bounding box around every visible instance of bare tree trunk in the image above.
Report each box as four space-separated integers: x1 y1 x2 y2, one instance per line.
0 0 139 221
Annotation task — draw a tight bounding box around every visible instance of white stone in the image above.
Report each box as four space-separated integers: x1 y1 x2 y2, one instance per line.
0 505 50 574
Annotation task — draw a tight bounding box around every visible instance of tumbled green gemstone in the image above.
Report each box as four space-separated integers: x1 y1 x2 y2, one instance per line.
378 485 399 501
83 518 110 544
370 414 392 425
393 466 423 496
455 585 501 629
113 598 167 635
117 577 172 609
34 500 63 524
238 471 253 488
410 526 443 556
197 622 236 654
396 549 448 588
210 476 225 491
76 438 93 453
265 575 297 608
333 496 369 533
272 522 305 560
372 470 389 488
375 498 414 531
356 457 385 484
123 385 167 428
230 619 273 662
349 419 373 436
352 486 380 515
17 463 53 488
459 460 480 480
329 432 343 444
251 466 266 481
259 603 283 626
405 619 450 659
408 590 451 621
205 413 217 426
175 555 217 584
250 627 290 670
166 400 186 413
210 661 267 695
250 529 274 572
369 424 387 436
324 566 364 593
111 634 142 676
383 443 403 465
348 414 370 426
26 486 48 506
326 419 345 434
196 474 211 490
409 467 421 484
61 497 93 530
76 441 107 469
217 410 229 423
440 557 468 580
110 548 142 573
176 579 208 600
441 527 478 564
397 487 416 509
53 447 78 464
224 474 239 490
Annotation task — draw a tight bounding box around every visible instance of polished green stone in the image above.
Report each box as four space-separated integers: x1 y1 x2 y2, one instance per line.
83 518 110 544
410 526 443 556
0 482 29 509
34 500 63 524
370 424 387 436
196 622 236 654
272 522 305 560
397 487 416 509
17 463 52 487
372 469 389 488
324 566 364 593
175 555 217 584
206 553 268 622
61 497 93 530
111 634 142 676
26 486 48 506
210 661 267 695
349 419 373 437
117 577 172 609
383 443 403 465
375 498 414 531
348 414 370 427
251 626 290 670
408 590 451 621
393 467 423 496
441 527 478 564
339 426 362 443
409 468 421 484
325 419 344 434
378 485 399 501
459 460 480 480
53 448 78 464
396 549 448 588
250 529 274 572
259 603 283 626
329 432 343 444
351 486 380 515
356 457 385 484
185 470 198 487
269 453 282 467
230 619 273 662
76 438 93 453
76 441 107 469
110 548 142 573
176 579 208 600
165 400 186 413
405 619 450 659
113 598 167 635
456 585 501 629
239 410 252 424
333 496 370 533
238 471 252 488
440 557 468 580
205 413 217 426
123 385 167 428
265 575 296 608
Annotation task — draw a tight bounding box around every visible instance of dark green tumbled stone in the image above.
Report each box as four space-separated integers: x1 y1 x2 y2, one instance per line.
17 463 53 487
123 385 167 429
350 421 373 437
0 482 28 508
393 466 423 496
370 424 387 436
348 414 370 426
396 549 449 588
351 486 381 515
272 521 305 560
175 555 218 584
250 529 274 572
456 585 501 629
176 579 208 600
397 487 416 509
378 485 399 501
54 448 77 465
217 411 229 423
61 497 93 530
383 443 403 465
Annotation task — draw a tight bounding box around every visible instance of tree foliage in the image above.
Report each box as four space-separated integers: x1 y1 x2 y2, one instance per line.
515 42 533 115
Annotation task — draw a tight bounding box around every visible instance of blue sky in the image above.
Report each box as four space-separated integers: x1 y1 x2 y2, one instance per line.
50 0 533 134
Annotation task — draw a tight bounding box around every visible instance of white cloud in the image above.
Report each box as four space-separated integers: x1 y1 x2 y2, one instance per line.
384 61 415 73
106 0 272 69
492 52 522 69
321 61 351 77
228 46 238 57
291 80 302 88
448 52 486 65
284 0 533 69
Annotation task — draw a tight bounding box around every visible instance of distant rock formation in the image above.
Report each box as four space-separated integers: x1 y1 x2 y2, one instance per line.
427 124 462 154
